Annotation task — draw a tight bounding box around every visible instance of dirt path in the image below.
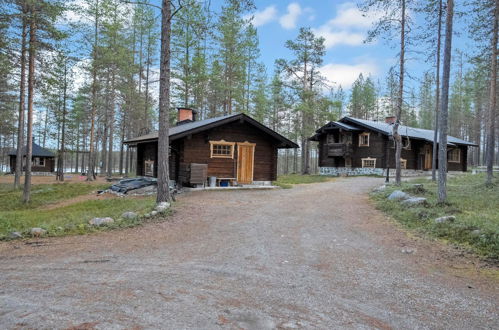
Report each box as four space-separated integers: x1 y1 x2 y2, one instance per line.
0 177 497 329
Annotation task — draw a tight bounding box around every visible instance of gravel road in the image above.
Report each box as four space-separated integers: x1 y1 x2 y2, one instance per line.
0 177 497 329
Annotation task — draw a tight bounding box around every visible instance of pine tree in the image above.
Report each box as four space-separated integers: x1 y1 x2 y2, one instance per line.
360 0 414 185
437 0 454 204
276 27 326 174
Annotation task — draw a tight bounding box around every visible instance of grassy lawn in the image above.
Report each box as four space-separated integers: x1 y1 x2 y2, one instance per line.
273 174 333 188
0 183 158 239
371 174 499 260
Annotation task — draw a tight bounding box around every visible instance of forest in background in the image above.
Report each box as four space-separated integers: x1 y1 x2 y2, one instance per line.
0 0 497 179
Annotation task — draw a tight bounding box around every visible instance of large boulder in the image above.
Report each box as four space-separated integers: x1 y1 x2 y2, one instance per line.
372 185 386 193
122 211 138 220
388 190 410 201
434 215 456 224
155 202 171 213
401 197 428 206
30 228 47 237
9 231 22 239
89 217 114 226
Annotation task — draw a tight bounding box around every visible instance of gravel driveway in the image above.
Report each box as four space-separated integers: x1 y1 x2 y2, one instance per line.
0 177 497 329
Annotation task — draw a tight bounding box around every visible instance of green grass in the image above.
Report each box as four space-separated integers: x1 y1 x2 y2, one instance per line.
371 174 499 260
273 174 333 188
0 183 108 210
0 183 160 239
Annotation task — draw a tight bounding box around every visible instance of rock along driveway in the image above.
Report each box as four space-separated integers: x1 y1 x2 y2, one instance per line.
0 177 497 329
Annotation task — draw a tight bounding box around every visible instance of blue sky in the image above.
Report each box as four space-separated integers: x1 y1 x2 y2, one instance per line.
248 1 386 90
238 0 474 93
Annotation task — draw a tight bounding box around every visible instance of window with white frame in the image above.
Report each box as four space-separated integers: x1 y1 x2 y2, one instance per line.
400 158 407 169
361 157 376 168
210 140 235 158
448 148 460 163
359 132 370 147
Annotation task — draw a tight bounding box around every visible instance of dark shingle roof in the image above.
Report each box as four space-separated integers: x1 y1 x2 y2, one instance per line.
341 117 477 146
8 142 55 157
124 113 298 148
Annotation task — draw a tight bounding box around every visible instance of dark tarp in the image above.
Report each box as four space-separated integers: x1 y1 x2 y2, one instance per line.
109 177 157 194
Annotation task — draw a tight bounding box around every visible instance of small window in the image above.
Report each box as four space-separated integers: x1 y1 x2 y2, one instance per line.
33 157 45 167
359 132 370 147
210 140 235 158
345 157 352 167
144 160 154 176
327 134 336 144
448 148 460 163
400 158 407 169
362 157 376 168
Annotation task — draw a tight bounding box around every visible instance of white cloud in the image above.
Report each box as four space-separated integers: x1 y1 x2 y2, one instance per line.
312 2 383 48
319 61 379 88
279 3 302 29
329 2 381 28
245 6 278 27
313 28 365 48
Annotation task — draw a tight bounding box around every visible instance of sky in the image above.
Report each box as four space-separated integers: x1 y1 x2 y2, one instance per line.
247 1 385 89
235 0 474 92
64 0 476 96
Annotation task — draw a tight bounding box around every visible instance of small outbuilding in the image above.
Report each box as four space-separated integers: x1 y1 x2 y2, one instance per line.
124 108 298 186
9 142 56 173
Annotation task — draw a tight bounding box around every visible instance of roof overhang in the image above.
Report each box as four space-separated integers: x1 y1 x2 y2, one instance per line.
309 121 361 141
124 113 298 148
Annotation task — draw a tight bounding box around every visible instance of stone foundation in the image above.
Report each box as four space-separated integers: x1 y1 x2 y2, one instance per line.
319 167 433 177
319 167 384 176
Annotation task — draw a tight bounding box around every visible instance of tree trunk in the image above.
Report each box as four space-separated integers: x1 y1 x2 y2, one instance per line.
432 0 443 181
119 115 125 175
393 0 406 186
438 0 454 203
56 61 68 181
486 0 498 186
75 122 80 174
107 70 116 177
144 28 152 127
14 10 27 189
23 8 36 203
87 0 99 181
157 0 172 203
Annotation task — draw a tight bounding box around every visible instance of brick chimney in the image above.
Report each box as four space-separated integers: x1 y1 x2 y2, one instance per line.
177 107 197 125
385 116 397 125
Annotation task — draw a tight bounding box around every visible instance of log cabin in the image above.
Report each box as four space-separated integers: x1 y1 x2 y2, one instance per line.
124 108 298 186
310 116 477 176
9 142 56 173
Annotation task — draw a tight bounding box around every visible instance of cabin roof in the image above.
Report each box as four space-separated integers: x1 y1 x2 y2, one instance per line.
341 117 477 146
310 116 477 147
124 113 298 148
8 142 55 157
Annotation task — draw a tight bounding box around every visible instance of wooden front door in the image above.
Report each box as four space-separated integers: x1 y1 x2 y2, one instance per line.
424 145 432 170
237 142 255 184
